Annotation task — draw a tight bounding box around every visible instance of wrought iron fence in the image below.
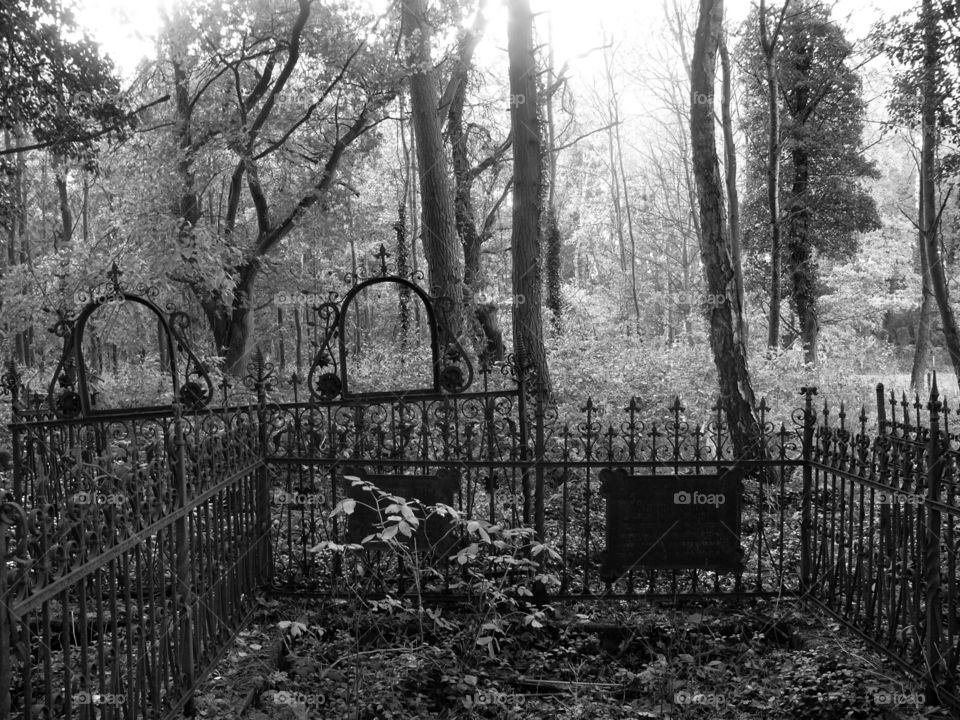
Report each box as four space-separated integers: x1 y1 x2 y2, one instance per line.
804 381 960 707
0 398 270 719
261 380 805 600
1 257 959 713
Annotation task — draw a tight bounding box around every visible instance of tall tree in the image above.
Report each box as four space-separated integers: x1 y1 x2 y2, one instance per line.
757 0 789 350
719 34 744 342
0 0 128 371
690 0 761 457
739 1 880 365
507 0 550 390
443 0 511 360
880 3 960 389
543 12 564 332
0 0 129 158
911 166 935 390
402 0 465 347
158 0 399 373
602 40 642 335
918 0 960 391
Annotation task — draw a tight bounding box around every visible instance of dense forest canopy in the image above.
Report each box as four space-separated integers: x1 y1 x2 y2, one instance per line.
0 0 949 421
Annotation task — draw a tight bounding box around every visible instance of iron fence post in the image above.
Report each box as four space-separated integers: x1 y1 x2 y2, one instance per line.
254 357 273 586
517 360 531 527
534 380 546 541
173 398 196 714
800 386 817 592
0 506 10 718
924 375 946 703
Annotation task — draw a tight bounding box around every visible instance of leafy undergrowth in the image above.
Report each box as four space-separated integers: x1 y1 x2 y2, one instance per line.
194 594 951 719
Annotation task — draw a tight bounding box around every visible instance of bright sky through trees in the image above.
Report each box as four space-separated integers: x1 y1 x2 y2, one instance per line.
73 0 916 81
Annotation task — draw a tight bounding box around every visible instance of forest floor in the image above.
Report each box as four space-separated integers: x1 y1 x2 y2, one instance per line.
193 593 954 719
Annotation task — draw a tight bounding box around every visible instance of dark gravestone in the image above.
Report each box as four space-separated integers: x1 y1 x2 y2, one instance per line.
599 467 743 578
342 467 461 557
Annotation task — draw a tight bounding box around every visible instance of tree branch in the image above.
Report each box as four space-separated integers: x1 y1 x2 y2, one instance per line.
0 95 170 155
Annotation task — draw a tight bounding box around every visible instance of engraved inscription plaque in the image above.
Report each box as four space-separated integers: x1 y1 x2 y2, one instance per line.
599 467 743 578
342 467 461 556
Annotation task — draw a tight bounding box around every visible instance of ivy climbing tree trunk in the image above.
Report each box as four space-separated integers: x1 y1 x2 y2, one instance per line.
444 0 508 361
508 0 551 392
781 20 820 367
544 13 563 332
690 0 762 458
786 141 818 366
402 0 465 348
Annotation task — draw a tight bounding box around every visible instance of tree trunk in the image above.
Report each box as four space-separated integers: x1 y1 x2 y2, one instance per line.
719 35 745 344
402 0 465 348
508 0 550 392
544 15 563 331
445 12 506 360
911 170 933 390
760 0 788 351
200 266 257 375
921 0 960 392
786 145 818 365
55 157 72 248
690 0 762 458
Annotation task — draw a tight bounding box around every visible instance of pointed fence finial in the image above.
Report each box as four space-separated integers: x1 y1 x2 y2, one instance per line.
929 370 942 412
374 243 391 276
107 261 123 293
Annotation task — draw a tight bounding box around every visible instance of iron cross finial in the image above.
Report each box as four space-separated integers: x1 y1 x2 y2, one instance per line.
107 261 123 293
374 244 391 275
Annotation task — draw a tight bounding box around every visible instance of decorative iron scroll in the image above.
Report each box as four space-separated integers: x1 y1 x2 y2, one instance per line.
599 467 744 577
45 263 213 418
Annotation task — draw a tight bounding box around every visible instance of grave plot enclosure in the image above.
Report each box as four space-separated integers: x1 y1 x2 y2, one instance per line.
2 259 960 715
